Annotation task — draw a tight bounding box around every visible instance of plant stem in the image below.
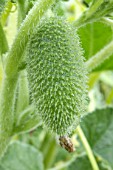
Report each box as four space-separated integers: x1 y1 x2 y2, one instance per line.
17 0 26 27
40 133 53 156
73 0 104 28
5 0 55 78
85 40 113 72
15 70 29 122
76 126 99 170
0 76 18 157
0 0 55 157
85 0 103 19
0 22 8 55
44 138 57 169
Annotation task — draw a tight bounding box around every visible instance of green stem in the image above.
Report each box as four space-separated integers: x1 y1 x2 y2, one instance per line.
40 133 53 156
0 0 55 157
40 133 57 169
76 126 99 170
73 0 104 28
0 22 8 55
0 76 18 157
85 0 103 19
17 0 26 27
44 138 57 169
5 0 55 78
85 40 113 72
15 70 29 121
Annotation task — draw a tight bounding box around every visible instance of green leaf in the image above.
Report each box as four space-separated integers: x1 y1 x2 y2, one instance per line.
78 22 112 60
67 154 112 170
0 166 4 170
0 142 44 170
78 22 113 71
81 107 113 168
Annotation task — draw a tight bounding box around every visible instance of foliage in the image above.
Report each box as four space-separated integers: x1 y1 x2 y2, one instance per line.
0 0 113 170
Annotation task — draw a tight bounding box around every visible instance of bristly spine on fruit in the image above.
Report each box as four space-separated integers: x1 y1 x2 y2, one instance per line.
27 17 89 135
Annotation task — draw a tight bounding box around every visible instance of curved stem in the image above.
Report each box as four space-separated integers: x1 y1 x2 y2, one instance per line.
76 126 99 170
0 0 55 158
0 22 8 55
73 0 106 28
85 40 113 72
5 0 55 78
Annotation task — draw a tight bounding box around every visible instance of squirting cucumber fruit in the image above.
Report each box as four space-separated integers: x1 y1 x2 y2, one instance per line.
27 17 88 135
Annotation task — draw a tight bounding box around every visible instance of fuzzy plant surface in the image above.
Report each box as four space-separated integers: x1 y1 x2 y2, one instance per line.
26 17 88 135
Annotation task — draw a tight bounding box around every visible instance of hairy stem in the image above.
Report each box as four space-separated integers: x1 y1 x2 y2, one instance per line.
0 0 55 157
73 0 104 28
86 40 113 72
17 0 26 27
76 126 99 170
0 22 8 55
15 70 29 122
0 76 18 157
5 0 55 78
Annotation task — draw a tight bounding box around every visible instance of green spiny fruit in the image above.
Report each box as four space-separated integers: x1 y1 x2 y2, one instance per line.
27 17 88 135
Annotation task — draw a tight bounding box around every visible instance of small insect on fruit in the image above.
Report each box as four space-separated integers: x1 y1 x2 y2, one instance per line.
59 136 75 152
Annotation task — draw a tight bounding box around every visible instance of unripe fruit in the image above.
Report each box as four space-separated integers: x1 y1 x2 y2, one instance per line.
27 17 88 135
